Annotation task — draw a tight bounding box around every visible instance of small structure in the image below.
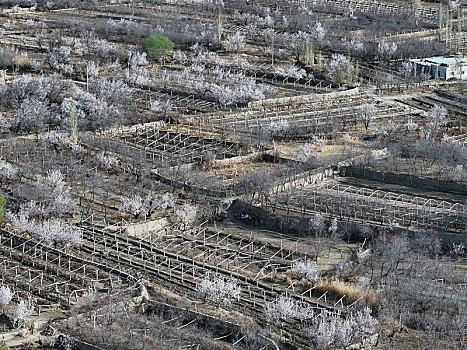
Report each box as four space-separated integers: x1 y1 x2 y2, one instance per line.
0 70 6 85
410 56 467 80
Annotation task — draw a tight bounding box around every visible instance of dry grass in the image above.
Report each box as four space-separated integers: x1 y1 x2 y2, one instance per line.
315 280 378 307
259 272 290 284
12 55 34 69
214 342 235 350
231 267 257 279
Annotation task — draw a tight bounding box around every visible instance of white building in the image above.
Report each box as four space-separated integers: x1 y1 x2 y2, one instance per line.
410 56 467 80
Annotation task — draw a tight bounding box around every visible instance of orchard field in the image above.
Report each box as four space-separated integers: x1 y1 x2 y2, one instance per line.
0 0 466 349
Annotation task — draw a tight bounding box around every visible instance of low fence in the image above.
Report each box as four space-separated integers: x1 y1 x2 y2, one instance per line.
75 340 105 350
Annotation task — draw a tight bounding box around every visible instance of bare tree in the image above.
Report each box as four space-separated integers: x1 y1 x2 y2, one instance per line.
419 105 447 140
359 103 377 131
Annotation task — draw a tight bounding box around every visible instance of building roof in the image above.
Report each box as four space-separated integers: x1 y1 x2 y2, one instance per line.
424 57 467 65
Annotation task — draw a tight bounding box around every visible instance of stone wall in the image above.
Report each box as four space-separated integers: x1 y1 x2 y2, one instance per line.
228 200 465 246
248 87 360 108
341 166 467 195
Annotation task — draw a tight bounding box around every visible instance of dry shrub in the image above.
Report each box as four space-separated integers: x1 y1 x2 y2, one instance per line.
294 279 314 294
315 280 378 307
237 317 256 336
231 267 256 279
214 342 234 350
12 55 34 70
260 272 290 284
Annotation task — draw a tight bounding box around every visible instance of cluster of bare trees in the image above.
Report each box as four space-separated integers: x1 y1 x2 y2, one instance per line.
352 232 466 347
379 106 467 181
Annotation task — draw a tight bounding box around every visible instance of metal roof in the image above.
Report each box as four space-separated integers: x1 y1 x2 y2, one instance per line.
424 57 467 65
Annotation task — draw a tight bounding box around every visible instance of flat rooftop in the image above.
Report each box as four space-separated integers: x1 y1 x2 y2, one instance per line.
423 57 467 65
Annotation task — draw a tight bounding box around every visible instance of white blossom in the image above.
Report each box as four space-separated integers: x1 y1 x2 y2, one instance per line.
275 64 306 79
352 307 378 340
175 203 198 226
120 195 145 217
359 103 377 130
147 192 175 211
312 136 327 149
327 54 348 74
400 61 413 78
0 158 17 180
34 220 82 248
57 335 76 350
448 0 461 10
11 5 21 13
37 170 66 198
13 299 34 326
88 77 132 106
263 14 275 27
450 242 465 258
12 97 49 134
170 60 273 106
63 89 121 131
421 105 447 140
328 218 338 236
48 193 77 217
48 45 73 74
97 152 117 170
226 32 246 52
292 260 321 282
312 22 326 45
310 213 325 235
7 207 34 233
377 41 397 59
125 66 149 86
310 308 380 347
86 61 100 78
265 295 314 324
449 164 465 182
128 51 148 68
343 133 353 143
196 274 241 305
308 311 353 347
120 193 175 218
344 37 364 54
0 285 13 309
150 99 171 115
294 143 313 162
42 131 72 149
267 120 291 137
405 119 418 132
173 50 187 63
